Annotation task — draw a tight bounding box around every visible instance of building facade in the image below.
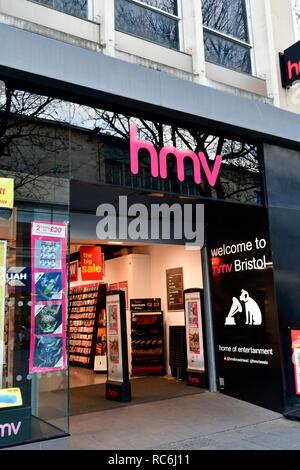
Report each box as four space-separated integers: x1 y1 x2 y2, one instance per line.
0 0 299 449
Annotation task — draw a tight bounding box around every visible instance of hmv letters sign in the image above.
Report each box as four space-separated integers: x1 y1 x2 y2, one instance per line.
280 40 300 88
208 204 283 412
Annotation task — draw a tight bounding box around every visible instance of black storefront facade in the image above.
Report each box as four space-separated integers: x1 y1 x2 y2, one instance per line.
0 23 299 448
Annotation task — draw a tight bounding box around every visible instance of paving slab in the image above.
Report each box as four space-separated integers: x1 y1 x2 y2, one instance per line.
69 391 291 450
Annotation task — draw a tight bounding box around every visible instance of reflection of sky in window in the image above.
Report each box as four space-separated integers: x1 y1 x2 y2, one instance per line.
294 0 300 9
201 0 249 42
138 0 177 15
295 12 300 39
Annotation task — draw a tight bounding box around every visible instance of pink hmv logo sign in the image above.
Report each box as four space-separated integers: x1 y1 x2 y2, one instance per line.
130 124 222 186
0 421 21 438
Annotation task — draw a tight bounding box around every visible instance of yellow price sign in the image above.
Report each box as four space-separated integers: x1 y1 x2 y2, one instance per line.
0 178 14 209
0 388 23 408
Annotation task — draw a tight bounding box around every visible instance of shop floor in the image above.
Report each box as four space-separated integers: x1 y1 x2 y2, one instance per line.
69 376 205 416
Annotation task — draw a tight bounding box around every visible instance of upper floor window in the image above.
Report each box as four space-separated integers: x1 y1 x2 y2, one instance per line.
201 0 253 74
115 0 181 51
293 0 300 40
30 0 92 20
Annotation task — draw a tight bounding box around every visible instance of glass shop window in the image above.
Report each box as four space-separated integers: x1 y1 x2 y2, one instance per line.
293 0 300 40
0 85 70 447
28 0 92 20
115 0 181 51
201 0 253 74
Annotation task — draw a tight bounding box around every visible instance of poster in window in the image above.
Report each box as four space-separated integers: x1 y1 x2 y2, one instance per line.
32 336 64 369
30 221 67 373
34 239 62 270
34 303 62 335
34 272 63 301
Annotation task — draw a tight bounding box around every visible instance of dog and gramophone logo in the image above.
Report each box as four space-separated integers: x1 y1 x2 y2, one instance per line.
225 289 262 327
211 238 269 328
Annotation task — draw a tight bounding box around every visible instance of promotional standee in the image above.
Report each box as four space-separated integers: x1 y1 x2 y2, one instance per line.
184 289 207 387
106 290 131 402
291 330 300 396
30 221 67 373
131 298 164 376
68 283 107 370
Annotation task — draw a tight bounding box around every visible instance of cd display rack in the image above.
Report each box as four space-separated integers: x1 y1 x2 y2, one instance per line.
68 283 106 369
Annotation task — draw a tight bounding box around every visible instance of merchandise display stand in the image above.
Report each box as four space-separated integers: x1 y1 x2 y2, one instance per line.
68 283 106 369
184 288 208 388
106 290 131 402
130 298 164 376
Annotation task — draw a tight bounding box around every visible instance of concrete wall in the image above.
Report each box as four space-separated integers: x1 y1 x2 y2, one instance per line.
0 0 293 107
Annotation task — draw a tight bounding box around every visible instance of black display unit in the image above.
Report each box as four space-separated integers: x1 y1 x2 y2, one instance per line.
131 298 164 376
68 283 106 369
106 290 131 402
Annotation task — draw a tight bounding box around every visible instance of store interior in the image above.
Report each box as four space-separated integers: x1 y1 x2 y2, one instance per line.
68 239 207 414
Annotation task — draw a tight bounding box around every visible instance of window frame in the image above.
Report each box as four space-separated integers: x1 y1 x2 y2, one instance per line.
114 0 184 52
202 0 255 75
28 0 94 22
292 0 300 41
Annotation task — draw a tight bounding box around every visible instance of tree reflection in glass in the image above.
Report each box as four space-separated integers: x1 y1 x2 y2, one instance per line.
115 0 179 50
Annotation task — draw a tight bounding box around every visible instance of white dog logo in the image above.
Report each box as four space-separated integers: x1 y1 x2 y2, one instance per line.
225 289 262 326
239 289 262 325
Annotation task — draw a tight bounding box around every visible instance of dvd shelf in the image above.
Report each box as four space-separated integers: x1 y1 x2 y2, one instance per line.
68 283 107 368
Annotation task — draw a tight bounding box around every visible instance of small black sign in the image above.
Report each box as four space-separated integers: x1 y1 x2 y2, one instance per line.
166 267 184 311
279 40 300 88
130 298 161 312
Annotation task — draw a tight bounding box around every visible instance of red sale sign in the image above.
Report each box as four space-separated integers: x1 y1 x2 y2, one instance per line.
80 246 103 281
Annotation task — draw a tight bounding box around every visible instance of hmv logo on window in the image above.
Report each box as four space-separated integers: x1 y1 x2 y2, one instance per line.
130 124 222 186
0 421 21 438
280 40 300 88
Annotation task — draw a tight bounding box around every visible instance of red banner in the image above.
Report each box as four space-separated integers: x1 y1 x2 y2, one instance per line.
70 260 79 282
80 246 103 281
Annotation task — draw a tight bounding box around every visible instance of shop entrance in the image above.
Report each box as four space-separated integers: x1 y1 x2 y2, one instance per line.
68 183 209 415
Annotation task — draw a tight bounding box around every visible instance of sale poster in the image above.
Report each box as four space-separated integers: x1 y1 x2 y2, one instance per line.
29 221 67 373
80 246 103 282
184 291 205 371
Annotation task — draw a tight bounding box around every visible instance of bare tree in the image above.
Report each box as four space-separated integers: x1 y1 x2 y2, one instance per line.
0 87 71 201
